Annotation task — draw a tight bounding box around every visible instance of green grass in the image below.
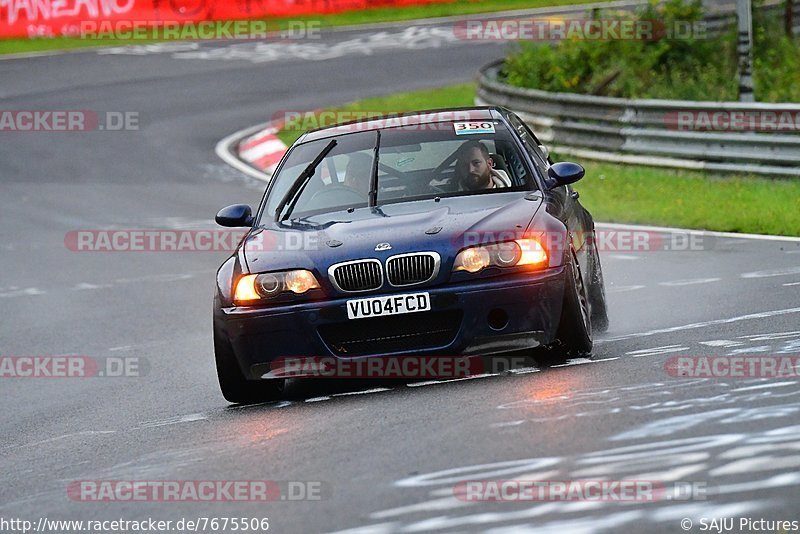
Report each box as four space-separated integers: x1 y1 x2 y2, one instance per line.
274 82 800 236
0 0 596 56
576 162 800 236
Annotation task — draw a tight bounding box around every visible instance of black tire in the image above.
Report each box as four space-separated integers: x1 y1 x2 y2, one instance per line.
214 330 284 404
551 248 593 359
587 234 609 333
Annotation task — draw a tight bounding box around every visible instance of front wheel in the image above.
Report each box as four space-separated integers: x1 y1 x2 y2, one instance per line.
587 234 609 333
214 330 284 404
550 249 593 360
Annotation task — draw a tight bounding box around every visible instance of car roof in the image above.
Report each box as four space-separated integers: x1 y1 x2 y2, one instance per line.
296 106 508 144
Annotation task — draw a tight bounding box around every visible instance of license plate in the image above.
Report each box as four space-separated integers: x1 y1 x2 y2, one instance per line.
346 292 431 320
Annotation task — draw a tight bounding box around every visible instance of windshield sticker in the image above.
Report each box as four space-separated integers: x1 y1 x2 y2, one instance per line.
454 122 496 135
396 157 415 167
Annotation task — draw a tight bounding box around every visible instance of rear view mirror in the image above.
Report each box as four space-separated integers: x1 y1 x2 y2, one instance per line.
216 204 253 227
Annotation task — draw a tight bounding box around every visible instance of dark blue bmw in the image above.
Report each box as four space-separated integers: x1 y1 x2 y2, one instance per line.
214 107 608 403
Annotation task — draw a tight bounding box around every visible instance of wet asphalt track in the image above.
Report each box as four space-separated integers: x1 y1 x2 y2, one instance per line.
2 5 800 533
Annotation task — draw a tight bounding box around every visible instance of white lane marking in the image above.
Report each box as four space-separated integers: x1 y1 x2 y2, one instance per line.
4 273 208 300
395 457 561 487
712 459 800 476
72 282 113 290
730 382 798 392
106 336 203 353
0 287 46 298
700 340 746 347
784 281 800 286
606 285 645 294
626 345 688 357
727 345 771 355
2 430 116 451
137 413 208 428
115 273 195 284
738 331 800 341
368 497 475 522
596 222 800 243
406 373 498 387
741 266 800 279
326 522 398 534
658 278 721 287
608 254 641 260
331 388 392 397
550 357 619 367
507 366 540 375
305 396 332 403
597 306 800 343
490 420 526 428
173 26 469 64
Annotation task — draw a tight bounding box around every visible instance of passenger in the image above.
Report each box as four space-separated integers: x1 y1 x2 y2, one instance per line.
343 152 373 193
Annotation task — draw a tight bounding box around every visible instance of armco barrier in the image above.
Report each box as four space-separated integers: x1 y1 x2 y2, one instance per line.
477 61 800 177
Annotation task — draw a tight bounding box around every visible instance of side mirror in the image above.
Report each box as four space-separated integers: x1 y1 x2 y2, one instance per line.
215 204 253 227
547 162 585 188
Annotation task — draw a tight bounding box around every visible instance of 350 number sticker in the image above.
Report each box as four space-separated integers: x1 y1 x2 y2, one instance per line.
454 122 496 135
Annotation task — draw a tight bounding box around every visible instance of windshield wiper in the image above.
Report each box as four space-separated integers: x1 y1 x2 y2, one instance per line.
368 130 381 207
274 139 338 223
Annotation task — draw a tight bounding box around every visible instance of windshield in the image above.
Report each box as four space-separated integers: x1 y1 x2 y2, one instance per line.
260 120 534 223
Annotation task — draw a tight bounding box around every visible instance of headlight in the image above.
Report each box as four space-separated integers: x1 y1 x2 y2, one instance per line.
453 238 547 273
453 247 491 273
234 270 320 304
284 270 319 294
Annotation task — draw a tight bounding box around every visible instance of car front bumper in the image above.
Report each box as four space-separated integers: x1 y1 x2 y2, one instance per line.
216 267 566 379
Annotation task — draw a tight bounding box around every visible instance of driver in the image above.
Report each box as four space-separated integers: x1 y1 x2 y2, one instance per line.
343 152 373 193
454 140 511 191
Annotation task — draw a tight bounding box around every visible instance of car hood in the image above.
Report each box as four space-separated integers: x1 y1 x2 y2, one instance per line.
242 191 542 273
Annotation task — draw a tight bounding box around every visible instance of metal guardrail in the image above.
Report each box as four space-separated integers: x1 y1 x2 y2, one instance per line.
477 62 800 177
475 0 800 177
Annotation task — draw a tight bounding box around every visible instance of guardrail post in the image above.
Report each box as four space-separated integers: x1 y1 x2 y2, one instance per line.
736 0 756 102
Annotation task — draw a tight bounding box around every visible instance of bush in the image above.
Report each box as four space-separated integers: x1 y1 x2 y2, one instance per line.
502 0 799 102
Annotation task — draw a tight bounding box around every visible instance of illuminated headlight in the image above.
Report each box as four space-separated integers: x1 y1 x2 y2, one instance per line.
453 239 547 273
234 270 320 304
284 270 320 294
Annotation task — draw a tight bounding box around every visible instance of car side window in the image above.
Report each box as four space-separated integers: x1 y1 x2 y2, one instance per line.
507 114 549 176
